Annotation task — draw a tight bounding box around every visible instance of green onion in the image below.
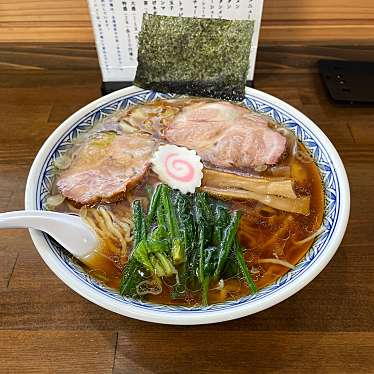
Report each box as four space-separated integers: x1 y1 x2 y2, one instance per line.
146 184 162 229
120 200 147 297
161 185 185 264
235 246 257 293
132 200 146 247
213 211 241 280
120 183 257 304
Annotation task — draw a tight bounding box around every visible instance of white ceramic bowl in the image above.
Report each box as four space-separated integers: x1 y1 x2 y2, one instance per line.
25 86 350 325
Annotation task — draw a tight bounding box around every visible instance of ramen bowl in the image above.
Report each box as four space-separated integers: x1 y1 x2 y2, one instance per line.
25 86 350 325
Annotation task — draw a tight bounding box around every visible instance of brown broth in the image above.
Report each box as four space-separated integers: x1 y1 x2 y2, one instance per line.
51 99 324 306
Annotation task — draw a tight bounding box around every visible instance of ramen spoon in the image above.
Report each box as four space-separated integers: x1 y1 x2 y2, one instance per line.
0 210 98 260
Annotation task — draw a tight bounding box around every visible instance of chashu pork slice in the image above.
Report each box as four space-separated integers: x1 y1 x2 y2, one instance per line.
56 132 157 206
164 101 286 170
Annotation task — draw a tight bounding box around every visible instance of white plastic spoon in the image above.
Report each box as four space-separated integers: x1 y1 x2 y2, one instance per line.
0 210 99 261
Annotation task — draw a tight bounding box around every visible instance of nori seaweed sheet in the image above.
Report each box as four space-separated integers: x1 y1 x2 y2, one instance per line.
134 14 254 101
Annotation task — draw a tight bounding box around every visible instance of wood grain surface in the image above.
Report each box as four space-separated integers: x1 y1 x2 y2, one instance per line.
0 44 374 373
0 0 374 43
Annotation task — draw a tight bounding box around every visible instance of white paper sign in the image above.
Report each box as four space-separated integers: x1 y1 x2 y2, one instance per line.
88 0 264 83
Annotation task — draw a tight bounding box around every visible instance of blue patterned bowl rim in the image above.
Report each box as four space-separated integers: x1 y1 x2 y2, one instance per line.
25 86 350 325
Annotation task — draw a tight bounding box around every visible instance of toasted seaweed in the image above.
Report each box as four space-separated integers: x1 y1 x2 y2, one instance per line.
134 14 254 101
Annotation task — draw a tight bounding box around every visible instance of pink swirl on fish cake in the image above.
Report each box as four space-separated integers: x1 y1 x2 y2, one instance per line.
164 153 195 182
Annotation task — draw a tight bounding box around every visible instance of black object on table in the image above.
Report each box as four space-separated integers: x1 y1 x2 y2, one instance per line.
319 59 374 104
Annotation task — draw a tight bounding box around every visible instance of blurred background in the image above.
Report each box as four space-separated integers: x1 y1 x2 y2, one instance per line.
1 0 373 44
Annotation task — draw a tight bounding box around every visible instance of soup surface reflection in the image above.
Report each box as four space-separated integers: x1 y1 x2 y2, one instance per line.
50 98 324 306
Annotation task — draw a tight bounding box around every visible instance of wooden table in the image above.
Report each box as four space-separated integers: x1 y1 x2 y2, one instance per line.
0 44 373 373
